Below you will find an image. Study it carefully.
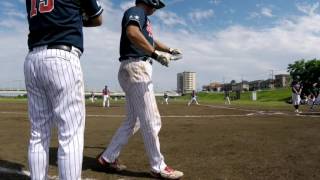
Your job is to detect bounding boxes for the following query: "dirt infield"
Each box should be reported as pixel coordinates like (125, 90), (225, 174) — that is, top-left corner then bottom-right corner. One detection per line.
(0, 100), (320, 180)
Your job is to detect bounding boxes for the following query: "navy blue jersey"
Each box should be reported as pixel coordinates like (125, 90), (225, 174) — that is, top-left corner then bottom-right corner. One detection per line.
(119, 7), (154, 60)
(291, 81), (302, 93)
(191, 91), (196, 97)
(26, 0), (103, 52)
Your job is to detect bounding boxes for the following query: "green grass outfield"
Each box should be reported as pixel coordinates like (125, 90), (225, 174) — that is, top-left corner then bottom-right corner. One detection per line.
(0, 88), (292, 108)
(0, 97), (27, 103)
(174, 88), (292, 108)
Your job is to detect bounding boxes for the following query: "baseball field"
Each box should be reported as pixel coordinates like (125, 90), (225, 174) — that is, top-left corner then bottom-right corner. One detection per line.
(0, 99), (320, 180)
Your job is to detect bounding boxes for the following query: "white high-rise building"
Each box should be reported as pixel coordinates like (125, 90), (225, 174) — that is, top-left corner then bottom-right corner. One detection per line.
(177, 71), (196, 94)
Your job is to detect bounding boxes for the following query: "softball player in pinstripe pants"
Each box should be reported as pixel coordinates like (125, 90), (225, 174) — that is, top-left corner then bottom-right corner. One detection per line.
(97, 0), (184, 179)
(24, 0), (103, 179)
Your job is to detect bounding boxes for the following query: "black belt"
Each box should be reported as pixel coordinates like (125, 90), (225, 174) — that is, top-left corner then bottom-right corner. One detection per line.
(120, 57), (153, 65)
(48, 45), (81, 57)
(30, 45), (81, 57)
(47, 44), (72, 51)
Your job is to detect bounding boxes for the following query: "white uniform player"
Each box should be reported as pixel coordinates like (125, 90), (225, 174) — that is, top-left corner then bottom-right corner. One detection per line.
(24, 0), (103, 179)
(97, 0), (184, 179)
(291, 79), (303, 113)
(102, 86), (110, 108)
(188, 90), (199, 106)
(163, 93), (169, 104)
(25, 47), (85, 179)
(90, 91), (96, 103)
(224, 90), (231, 105)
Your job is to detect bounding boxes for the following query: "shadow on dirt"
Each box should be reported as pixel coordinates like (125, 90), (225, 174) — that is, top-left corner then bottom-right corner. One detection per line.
(0, 159), (29, 180)
(49, 147), (157, 179)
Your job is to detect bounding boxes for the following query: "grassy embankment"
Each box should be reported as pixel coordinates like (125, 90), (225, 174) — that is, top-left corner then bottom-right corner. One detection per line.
(175, 88), (292, 108)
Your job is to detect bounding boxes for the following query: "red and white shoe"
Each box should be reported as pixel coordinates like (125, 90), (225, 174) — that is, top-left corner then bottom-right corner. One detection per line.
(151, 166), (184, 179)
(97, 154), (127, 172)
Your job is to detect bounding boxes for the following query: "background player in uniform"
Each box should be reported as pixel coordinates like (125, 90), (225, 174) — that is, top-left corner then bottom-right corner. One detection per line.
(96, 0), (184, 179)
(102, 85), (111, 108)
(309, 80), (320, 110)
(291, 76), (303, 113)
(163, 92), (169, 104)
(90, 91), (96, 103)
(188, 90), (199, 106)
(24, 0), (103, 179)
(224, 90), (231, 105)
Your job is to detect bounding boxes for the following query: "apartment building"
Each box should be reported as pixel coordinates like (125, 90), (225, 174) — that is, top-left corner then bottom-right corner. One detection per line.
(177, 71), (196, 94)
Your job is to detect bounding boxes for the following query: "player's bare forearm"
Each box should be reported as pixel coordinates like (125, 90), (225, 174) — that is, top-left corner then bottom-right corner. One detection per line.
(154, 40), (170, 53)
(126, 25), (154, 55)
(83, 15), (103, 27)
(292, 88), (297, 94)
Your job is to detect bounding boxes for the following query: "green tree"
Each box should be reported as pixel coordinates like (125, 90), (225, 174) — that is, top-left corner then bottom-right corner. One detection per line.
(287, 59), (320, 96)
(287, 59), (320, 83)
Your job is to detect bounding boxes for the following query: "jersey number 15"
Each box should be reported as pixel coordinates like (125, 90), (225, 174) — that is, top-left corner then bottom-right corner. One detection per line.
(30, 0), (54, 17)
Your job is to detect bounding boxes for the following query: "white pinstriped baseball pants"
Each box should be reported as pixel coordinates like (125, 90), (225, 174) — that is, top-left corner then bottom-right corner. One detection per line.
(101, 59), (167, 173)
(24, 46), (85, 180)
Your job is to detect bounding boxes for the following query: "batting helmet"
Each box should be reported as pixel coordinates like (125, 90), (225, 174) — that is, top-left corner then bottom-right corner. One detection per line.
(136, 0), (165, 9)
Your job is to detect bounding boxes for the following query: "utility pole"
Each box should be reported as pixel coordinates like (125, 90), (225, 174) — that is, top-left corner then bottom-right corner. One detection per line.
(222, 77), (225, 92)
(241, 74), (244, 92)
(269, 69), (274, 89)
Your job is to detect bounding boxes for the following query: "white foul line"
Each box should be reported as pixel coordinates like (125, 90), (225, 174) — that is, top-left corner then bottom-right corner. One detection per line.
(198, 104), (320, 117)
(0, 111), (285, 118)
(0, 106), (318, 119)
(199, 104), (258, 112)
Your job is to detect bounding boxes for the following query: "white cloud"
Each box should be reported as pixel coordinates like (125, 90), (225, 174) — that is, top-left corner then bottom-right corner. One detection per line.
(0, 1), (27, 31)
(6, 11), (25, 19)
(1, 1), (320, 91)
(1, 2), (15, 8)
(188, 9), (214, 22)
(0, 32), (28, 90)
(153, 13), (320, 86)
(296, 2), (319, 16)
(155, 11), (186, 26)
(209, 0), (221, 5)
(261, 7), (273, 17)
(0, 19), (26, 30)
(227, 8), (235, 14)
(119, 0), (135, 11)
(166, 0), (185, 5)
(248, 7), (274, 19)
(16, 0), (25, 5)
(248, 12), (260, 19)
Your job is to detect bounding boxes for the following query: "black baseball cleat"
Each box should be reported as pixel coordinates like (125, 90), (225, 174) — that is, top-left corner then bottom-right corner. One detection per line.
(96, 154), (127, 172)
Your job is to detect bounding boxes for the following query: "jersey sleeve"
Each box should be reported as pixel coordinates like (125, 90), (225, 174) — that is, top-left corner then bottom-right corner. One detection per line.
(123, 8), (146, 30)
(81, 0), (103, 18)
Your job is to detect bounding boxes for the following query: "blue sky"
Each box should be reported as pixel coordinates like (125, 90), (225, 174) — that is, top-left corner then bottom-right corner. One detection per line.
(1, 0), (320, 91)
